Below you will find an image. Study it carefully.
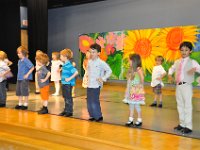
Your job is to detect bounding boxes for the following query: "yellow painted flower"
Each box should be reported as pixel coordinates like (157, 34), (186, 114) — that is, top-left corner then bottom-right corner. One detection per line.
(159, 26), (198, 61)
(124, 29), (163, 73)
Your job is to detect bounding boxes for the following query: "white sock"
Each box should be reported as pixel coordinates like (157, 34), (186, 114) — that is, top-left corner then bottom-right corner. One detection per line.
(43, 101), (48, 107)
(18, 102), (22, 106)
(23, 103), (28, 106)
(129, 117), (134, 122)
(137, 118), (142, 122)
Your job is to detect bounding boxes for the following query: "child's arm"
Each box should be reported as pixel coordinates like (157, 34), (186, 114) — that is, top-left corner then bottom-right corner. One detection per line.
(97, 61), (112, 83)
(138, 68), (144, 84)
(168, 62), (177, 83)
(65, 71), (78, 82)
(188, 60), (200, 74)
(41, 72), (51, 83)
(24, 67), (34, 79)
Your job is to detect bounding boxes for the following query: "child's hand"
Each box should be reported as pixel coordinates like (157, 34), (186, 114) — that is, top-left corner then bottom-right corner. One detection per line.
(65, 78), (71, 82)
(24, 74), (28, 79)
(187, 68), (196, 75)
(97, 78), (103, 84)
(40, 79), (46, 83)
(0, 74), (4, 77)
(168, 75), (174, 83)
(57, 69), (60, 73)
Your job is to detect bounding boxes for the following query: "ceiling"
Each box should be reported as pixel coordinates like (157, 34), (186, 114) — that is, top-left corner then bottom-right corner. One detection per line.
(20, 0), (106, 9)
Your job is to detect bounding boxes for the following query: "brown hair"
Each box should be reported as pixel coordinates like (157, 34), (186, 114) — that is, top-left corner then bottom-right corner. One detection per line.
(60, 48), (73, 59)
(17, 46), (28, 57)
(36, 53), (49, 65)
(52, 52), (60, 60)
(155, 56), (164, 63)
(0, 51), (7, 60)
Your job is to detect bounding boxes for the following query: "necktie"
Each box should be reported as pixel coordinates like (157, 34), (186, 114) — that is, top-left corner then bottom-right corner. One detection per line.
(177, 59), (184, 83)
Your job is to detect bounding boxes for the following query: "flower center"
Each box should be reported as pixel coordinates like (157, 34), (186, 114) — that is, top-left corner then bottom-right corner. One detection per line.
(134, 38), (152, 58)
(82, 40), (90, 47)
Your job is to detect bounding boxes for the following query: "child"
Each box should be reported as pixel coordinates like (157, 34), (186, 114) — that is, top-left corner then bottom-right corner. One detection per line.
(87, 43), (112, 122)
(122, 68), (132, 104)
(69, 51), (76, 97)
(36, 53), (51, 114)
(82, 51), (90, 88)
(168, 41), (200, 134)
(15, 46), (34, 110)
(125, 54), (145, 127)
(150, 56), (166, 108)
(51, 52), (63, 96)
(4, 53), (13, 91)
(0, 51), (11, 107)
(59, 48), (78, 117)
(35, 50), (43, 94)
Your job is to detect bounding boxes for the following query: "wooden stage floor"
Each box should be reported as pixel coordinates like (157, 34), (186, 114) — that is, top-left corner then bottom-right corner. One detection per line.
(5, 81), (200, 140)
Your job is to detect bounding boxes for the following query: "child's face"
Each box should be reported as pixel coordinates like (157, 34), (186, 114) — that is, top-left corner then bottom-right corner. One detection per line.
(155, 59), (162, 65)
(180, 46), (192, 58)
(86, 51), (90, 59)
(52, 54), (57, 60)
(17, 51), (24, 59)
(60, 54), (67, 62)
(37, 60), (43, 66)
(90, 49), (99, 60)
(129, 58), (133, 67)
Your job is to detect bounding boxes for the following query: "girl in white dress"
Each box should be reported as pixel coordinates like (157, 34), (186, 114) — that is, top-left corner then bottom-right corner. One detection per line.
(82, 51), (90, 88)
(51, 52), (63, 96)
(35, 50), (43, 94)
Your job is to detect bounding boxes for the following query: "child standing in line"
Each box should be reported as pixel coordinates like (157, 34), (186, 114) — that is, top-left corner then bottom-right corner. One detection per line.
(87, 43), (112, 122)
(150, 56), (166, 108)
(168, 41), (200, 134)
(51, 52), (63, 96)
(125, 54), (145, 127)
(122, 68), (132, 104)
(36, 53), (51, 114)
(82, 51), (90, 88)
(0, 51), (11, 107)
(35, 50), (43, 94)
(59, 48), (78, 117)
(15, 46), (34, 110)
(70, 51), (77, 97)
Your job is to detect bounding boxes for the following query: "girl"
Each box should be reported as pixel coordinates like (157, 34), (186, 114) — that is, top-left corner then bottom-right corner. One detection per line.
(4, 53), (13, 91)
(82, 51), (90, 88)
(0, 51), (11, 107)
(125, 54), (145, 127)
(35, 50), (43, 94)
(36, 53), (51, 114)
(51, 52), (63, 96)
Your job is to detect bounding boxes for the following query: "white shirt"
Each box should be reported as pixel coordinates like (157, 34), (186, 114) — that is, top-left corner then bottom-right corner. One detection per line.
(0, 61), (10, 82)
(87, 58), (112, 88)
(168, 57), (200, 81)
(151, 65), (166, 87)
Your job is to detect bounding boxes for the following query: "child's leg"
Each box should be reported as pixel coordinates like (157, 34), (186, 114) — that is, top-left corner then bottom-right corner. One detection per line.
(38, 85), (49, 114)
(72, 86), (75, 97)
(150, 94), (157, 106)
(135, 104), (142, 126)
(35, 72), (40, 93)
(18, 96), (23, 106)
(158, 94), (163, 108)
(0, 80), (7, 106)
(52, 81), (60, 95)
(63, 84), (73, 116)
(125, 104), (134, 126)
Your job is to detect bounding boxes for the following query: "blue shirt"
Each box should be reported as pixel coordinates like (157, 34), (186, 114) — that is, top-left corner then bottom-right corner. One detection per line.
(17, 58), (34, 80)
(61, 60), (77, 86)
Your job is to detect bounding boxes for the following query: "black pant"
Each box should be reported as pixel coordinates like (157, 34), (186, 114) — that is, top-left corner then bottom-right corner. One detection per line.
(62, 84), (73, 114)
(0, 80), (7, 104)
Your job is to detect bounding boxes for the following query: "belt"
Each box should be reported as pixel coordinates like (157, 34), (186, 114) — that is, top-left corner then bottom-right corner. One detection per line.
(178, 82), (186, 85)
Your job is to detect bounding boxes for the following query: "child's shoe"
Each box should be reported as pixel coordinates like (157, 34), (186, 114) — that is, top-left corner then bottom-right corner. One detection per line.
(38, 106), (48, 114)
(158, 103), (162, 108)
(135, 118), (142, 127)
(150, 102), (157, 107)
(125, 117), (134, 126)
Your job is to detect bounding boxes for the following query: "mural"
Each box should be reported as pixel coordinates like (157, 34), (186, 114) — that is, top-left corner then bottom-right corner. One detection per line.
(79, 25), (200, 85)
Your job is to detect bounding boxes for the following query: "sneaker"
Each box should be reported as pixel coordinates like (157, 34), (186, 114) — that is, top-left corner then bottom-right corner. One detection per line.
(38, 107), (48, 114)
(150, 103), (157, 107)
(158, 104), (162, 108)
(21, 106), (28, 110)
(15, 105), (22, 109)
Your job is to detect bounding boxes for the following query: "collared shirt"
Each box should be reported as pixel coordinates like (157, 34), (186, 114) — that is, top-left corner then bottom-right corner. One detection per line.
(151, 65), (166, 87)
(37, 66), (50, 88)
(87, 58), (112, 88)
(168, 57), (200, 81)
(61, 60), (77, 86)
(17, 58), (34, 80)
(0, 61), (10, 82)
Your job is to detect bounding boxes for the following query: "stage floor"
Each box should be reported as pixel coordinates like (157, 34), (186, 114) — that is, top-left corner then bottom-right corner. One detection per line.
(5, 81), (200, 139)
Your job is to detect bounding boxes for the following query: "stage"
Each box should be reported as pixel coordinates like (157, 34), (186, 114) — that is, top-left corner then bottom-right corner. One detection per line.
(5, 80), (200, 139)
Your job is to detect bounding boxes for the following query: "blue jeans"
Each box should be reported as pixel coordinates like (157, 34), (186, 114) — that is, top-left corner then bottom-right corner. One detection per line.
(62, 84), (73, 114)
(0, 80), (6, 104)
(87, 87), (102, 119)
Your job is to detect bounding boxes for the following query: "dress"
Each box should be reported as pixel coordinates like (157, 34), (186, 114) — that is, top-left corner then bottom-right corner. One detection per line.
(51, 60), (63, 81)
(82, 59), (88, 88)
(126, 72), (145, 105)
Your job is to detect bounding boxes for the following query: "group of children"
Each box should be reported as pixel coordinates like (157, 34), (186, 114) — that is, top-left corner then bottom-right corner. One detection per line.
(0, 41), (199, 134)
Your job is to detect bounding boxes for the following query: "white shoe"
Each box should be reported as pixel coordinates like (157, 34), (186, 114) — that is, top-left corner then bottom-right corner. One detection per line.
(52, 93), (59, 96)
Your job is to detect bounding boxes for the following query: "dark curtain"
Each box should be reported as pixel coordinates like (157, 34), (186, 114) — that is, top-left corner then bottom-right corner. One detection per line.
(0, 0), (21, 83)
(27, 0), (48, 64)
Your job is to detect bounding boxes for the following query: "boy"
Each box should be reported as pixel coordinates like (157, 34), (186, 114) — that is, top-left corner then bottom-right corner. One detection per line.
(15, 46), (34, 110)
(150, 56), (166, 108)
(87, 43), (112, 122)
(59, 48), (78, 117)
(168, 41), (200, 134)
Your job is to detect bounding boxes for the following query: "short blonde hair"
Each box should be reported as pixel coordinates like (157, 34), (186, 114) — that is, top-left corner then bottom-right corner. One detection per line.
(17, 46), (28, 57)
(52, 52), (60, 60)
(36, 53), (49, 65)
(0, 51), (7, 60)
(60, 48), (73, 59)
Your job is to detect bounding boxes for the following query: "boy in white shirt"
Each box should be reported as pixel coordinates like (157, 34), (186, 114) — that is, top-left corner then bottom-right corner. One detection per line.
(87, 43), (112, 122)
(150, 56), (166, 108)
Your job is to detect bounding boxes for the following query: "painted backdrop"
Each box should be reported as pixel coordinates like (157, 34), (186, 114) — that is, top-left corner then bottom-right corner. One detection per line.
(79, 25), (200, 86)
